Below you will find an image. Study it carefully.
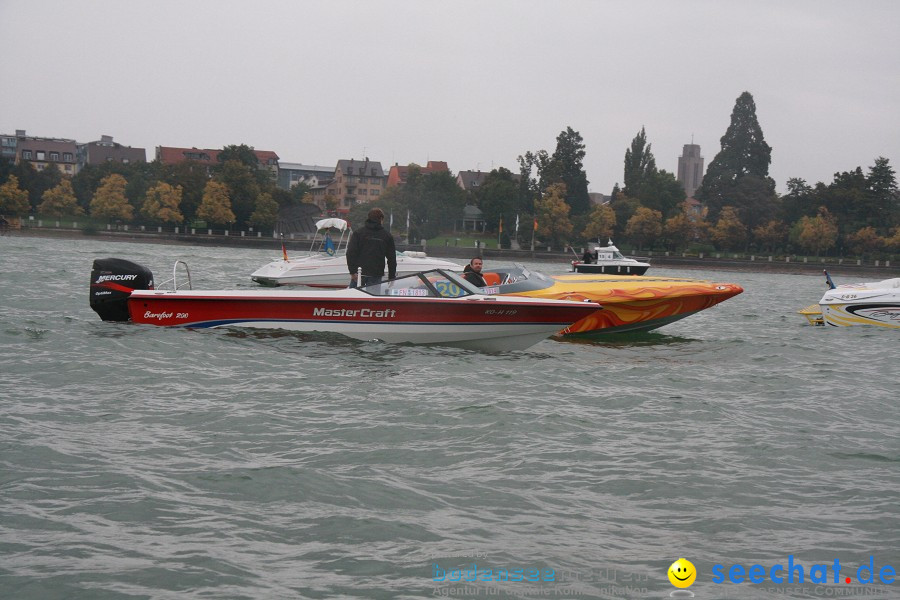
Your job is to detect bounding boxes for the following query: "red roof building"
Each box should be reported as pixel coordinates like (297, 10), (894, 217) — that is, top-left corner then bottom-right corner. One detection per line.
(386, 161), (449, 187)
(155, 146), (279, 177)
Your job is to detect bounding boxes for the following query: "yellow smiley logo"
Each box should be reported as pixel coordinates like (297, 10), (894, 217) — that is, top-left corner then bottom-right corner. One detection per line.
(668, 558), (697, 588)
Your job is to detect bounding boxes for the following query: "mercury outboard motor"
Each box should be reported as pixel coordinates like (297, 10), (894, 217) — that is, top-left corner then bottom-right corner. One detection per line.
(89, 258), (154, 322)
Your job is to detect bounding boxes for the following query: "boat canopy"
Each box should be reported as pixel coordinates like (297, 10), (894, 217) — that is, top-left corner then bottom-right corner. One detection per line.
(315, 218), (349, 231)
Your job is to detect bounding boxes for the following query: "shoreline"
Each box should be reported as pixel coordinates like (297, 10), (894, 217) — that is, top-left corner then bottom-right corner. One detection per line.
(8, 225), (899, 278)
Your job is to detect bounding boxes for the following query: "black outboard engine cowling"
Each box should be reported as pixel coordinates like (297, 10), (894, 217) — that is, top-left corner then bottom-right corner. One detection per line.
(90, 258), (154, 322)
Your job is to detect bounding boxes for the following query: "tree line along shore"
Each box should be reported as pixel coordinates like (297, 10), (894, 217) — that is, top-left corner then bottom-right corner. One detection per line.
(2, 92), (897, 265)
(10, 222), (897, 279)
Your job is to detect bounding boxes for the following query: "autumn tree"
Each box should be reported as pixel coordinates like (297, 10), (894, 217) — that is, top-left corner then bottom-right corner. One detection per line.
(0, 175), (34, 217)
(885, 227), (900, 251)
(141, 182), (184, 224)
(625, 207), (662, 250)
(664, 206), (708, 251)
(710, 206), (747, 251)
(793, 207), (838, 256)
(323, 194), (339, 213)
(752, 220), (787, 253)
(90, 174), (133, 221)
(845, 226), (883, 257)
(197, 181), (236, 226)
(534, 183), (573, 248)
(582, 203), (617, 242)
(38, 179), (84, 217)
(249, 192), (279, 230)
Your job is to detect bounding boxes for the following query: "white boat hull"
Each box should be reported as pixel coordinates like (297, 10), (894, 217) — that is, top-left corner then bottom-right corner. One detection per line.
(819, 278), (900, 328)
(210, 319), (571, 351)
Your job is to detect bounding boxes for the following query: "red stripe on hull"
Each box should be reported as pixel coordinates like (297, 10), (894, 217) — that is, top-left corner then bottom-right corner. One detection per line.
(128, 295), (599, 328)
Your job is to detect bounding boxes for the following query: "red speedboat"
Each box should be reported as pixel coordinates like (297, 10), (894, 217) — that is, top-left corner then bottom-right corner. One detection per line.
(89, 258), (600, 352)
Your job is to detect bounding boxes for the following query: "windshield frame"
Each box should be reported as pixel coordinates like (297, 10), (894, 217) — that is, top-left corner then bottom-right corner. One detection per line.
(358, 269), (484, 298)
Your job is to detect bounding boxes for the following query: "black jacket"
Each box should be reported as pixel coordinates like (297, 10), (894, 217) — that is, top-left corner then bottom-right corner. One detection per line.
(347, 219), (397, 278)
(462, 264), (487, 287)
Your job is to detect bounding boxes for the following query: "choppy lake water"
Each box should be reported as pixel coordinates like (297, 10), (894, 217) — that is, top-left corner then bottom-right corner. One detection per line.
(1, 235), (898, 600)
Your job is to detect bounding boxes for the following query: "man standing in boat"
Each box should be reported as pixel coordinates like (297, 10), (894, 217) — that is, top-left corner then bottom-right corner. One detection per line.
(347, 207), (397, 288)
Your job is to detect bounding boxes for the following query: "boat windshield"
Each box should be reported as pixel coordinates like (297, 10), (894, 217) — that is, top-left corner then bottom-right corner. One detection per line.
(359, 269), (481, 298)
(484, 264), (555, 293)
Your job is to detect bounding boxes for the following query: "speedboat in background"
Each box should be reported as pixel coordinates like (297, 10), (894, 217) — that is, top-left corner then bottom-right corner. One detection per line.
(90, 258), (601, 352)
(815, 271), (900, 328)
(571, 239), (650, 275)
(250, 218), (462, 287)
(481, 265), (743, 336)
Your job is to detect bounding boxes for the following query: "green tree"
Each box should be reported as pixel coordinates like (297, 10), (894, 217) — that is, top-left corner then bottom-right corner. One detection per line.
(218, 159), (260, 228)
(12, 161), (61, 209)
(609, 191), (641, 239)
(90, 174), (133, 222)
(548, 127), (591, 215)
(696, 91), (774, 220)
(582, 203), (616, 242)
(780, 177), (815, 225)
(218, 144), (259, 169)
(141, 182), (184, 224)
(217, 144), (273, 188)
(730, 175), (780, 245)
(625, 207), (663, 250)
(623, 126), (656, 198)
(408, 169), (466, 239)
(197, 181), (236, 226)
(534, 183), (573, 247)
(475, 167), (519, 232)
(0, 175), (31, 216)
(866, 157), (898, 229)
(249, 192), (279, 230)
(290, 181), (312, 204)
(518, 127), (591, 216)
(39, 179), (84, 217)
(637, 169), (686, 219)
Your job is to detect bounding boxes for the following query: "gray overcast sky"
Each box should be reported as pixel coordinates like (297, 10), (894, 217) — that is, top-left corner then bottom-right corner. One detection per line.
(2, 0), (898, 194)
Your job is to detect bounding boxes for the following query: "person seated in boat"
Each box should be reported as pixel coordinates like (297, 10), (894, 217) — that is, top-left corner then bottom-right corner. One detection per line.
(462, 257), (487, 287)
(581, 248), (593, 264)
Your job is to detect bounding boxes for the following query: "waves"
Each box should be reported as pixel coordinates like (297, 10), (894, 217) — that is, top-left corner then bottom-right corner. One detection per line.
(1, 236), (899, 598)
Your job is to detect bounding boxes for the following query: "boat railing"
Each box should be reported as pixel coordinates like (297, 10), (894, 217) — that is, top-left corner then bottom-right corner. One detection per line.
(156, 260), (193, 290)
